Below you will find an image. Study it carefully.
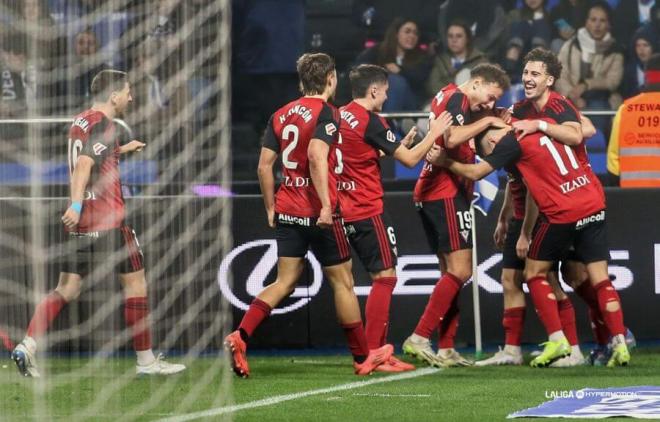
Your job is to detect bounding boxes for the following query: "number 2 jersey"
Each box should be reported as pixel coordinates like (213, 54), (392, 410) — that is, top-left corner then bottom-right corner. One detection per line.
(262, 97), (340, 218)
(483, 122), (605, 224)
(414, 83), (475, 202)
(336, 101), (401, 222)
(67, 109), (124, 232)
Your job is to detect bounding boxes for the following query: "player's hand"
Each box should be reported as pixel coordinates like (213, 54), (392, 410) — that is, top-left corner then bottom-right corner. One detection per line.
(317, 207), (333, 229)
(493, 220), (508, 250)
(267, 208), (275, 228)
(488, 116), (508, 129)
(516, 233), (531, 260)
(512, 119), (540, 140)
(61, 207), (80, 229)
(426, 144), (448, 166)
(120, 140), (146, 154)
(401, 127), (417, 148)
(429, 110), (453, 136)
(384, 63), (400, 74)
(495, 107), (513, 124)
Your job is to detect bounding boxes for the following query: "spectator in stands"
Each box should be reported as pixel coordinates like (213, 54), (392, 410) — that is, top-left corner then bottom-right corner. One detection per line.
(0, 32), (28, 142)
(426, 20), (488, 96)
(607, 53), (660, 187)
(355, 17), (432, 111)
(612, 0), (656, 54)
(622, 25), (658, 98)
(439, 0), (510, 62)
(556, 1), (623, 136)
(67, 28), (107, 110)
(502, 0), (554, 82)
(549, 0), (592, 52)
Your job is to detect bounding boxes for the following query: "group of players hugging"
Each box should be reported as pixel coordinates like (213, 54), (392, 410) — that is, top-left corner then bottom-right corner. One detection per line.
(224, 47), (633, 378)
(9, 48), (632, 380)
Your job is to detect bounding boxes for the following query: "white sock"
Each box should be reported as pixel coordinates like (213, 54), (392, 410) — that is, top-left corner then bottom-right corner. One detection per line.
(504, 345), (521, 355)
(438, 348), (453, 355)
(548, 331), (565, 342)
(23, 336), (37, 355)
(613, 334), (626, 346)
(136, 349), (156, 366)
(571, 345), (583, 356)
(410, 333), (429, 343)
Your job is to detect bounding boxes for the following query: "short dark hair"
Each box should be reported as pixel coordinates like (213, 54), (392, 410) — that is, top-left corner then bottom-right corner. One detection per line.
(296, 53), (335, 96)
(349, 64), (389, 99)
(471, 63), (510, 91)
(90, 70), (128, 101)
(523, 47), (563, 84)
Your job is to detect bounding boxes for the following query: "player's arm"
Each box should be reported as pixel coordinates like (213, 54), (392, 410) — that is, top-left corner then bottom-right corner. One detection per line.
(393, 111), (453, 167)
(516, 189), (538, 260)
(310, 107), (339, 229)
(513, 119), (582, 146)
(62, 156), (94, 229)
(308, 139), (332, 228)
(119, 140), (146, 154)
(579, 114), (596, 139)
(445, 115), (506, 149)
(258, 116), (279, 228)
(493, 182), (512, 250)
(257, 147), (278, 228)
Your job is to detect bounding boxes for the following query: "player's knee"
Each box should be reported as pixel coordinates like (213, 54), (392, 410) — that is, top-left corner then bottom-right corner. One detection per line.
(546, 293), (556, 301)
(449, 268), (472, 283)
(55, 285), (80, 302)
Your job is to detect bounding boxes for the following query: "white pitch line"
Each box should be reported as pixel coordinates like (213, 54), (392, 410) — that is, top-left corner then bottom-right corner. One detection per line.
(156, 367), (440, 422)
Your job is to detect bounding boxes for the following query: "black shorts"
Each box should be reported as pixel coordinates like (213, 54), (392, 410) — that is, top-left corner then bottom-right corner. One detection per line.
(528, 210), (608, 263)
(502, 217), (525, 270)
(344, 213), (397, 273)
(275, 213), (351, 267)
(62, 225), (144, 276)
(416, 196), (473, 254)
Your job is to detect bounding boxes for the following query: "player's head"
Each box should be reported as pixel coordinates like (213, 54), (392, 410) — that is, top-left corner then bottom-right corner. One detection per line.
(296, 53), (337, 100)
(90, 70), (131, 115)
(475, 125), (512, 157)
(522, 47), (562, 99)
(349, 64), (389, 111)
(467, 63), (510, 112)
(644, 53), (660, 91)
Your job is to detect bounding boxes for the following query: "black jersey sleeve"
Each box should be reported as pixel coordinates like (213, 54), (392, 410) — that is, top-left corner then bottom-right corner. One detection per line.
(80, 119), (113, 165)
(482, 132), (522, 170)
(262, 115), (279, 152)
(445, 92), (471, 126)
(312, 103), (339, 145)
(365, 113), (401, 155)
(545, 97), (580, 124)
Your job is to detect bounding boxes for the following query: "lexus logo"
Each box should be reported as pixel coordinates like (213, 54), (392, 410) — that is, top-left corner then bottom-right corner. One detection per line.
(217, 239), (324, 314)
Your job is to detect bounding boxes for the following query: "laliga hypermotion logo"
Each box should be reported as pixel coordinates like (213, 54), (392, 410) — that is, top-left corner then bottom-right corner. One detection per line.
(217, 239), (323, 314)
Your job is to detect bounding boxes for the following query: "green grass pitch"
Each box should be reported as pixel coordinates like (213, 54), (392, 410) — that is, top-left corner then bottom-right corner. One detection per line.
(1, 348), (658, 421)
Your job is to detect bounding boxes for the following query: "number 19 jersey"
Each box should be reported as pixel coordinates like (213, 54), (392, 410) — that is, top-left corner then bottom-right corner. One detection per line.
(263, 97), (340, 218)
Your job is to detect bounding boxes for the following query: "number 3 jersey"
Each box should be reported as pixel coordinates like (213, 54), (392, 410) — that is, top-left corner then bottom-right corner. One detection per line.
(68, 109), (124, 232)
(336, 101), (401, 222)
(483, 121), (605, 224)
(263, 97), (340, 218)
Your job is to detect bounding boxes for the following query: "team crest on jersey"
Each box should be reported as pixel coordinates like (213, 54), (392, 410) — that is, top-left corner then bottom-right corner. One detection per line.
(456, 114), (465, 126)
(92, 142), (107, 155)
(460, 230), (470, 242)
(325, 123), (337, 136)
(434, 91), (444, 104)
(386, 130), (396, 143)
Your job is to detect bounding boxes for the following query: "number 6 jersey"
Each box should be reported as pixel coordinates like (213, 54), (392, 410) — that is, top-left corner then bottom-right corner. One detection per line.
(262, 97), (340, 218)
(67, 109), (124, 232)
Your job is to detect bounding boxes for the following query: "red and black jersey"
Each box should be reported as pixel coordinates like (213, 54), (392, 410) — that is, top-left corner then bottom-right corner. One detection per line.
(263, 97), (340, 218)
(512, 91), (580, 124)
(337, 101), (400, 222)
(505, 166), (527, 220)
(414, 83), (474, 202)
(67, 109), (124, 232)
(483, 121), (605, 224)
